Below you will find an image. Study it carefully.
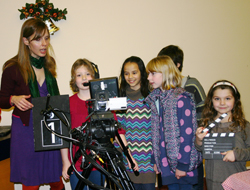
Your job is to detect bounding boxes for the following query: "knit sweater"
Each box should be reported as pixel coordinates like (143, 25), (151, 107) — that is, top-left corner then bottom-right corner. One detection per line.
(145, 87), (202, 173)
(155, 95), (198, 185)
(0, 64), (32, 126)
(115, 88), (155, 183)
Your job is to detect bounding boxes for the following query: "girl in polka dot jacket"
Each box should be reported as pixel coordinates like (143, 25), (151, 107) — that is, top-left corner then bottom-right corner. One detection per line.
(145, 56), (202, 190)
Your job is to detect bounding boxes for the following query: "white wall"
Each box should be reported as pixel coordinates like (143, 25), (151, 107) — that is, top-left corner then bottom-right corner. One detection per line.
(1, 0), (250, 189)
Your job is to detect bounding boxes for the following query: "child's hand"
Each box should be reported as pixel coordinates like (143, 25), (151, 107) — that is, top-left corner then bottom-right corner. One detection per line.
(62, 159), (71, 180)
(127, 156), (139, 171)
(153, 164), (160, 174)
(175, 169), (186, 179)
(129, 157), (139, 171)
(195, 127), (207, 146)
(221, 150), (235, 162)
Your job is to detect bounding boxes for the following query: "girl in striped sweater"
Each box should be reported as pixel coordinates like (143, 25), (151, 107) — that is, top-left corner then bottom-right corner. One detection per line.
(116, 56), (156, 190)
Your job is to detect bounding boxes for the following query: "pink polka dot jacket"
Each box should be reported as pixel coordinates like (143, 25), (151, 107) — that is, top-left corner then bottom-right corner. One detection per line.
(145, 88), (202, 174)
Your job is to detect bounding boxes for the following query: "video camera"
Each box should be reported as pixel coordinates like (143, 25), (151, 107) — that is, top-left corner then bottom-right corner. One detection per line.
(40, 77), (138, 189)
(69, 77), (138, 189)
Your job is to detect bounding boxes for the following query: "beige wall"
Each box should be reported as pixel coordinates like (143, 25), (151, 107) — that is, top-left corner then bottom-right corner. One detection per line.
(1, 0), (250, 125)
(1, 0), (250, 189)
(1, 0), (250, 124)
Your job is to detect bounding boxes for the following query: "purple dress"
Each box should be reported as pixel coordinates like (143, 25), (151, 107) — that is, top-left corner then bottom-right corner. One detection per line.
(10, 81), (62, 186)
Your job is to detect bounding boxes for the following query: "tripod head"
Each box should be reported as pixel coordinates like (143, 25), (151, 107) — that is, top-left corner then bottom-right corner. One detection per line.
(71, 110), (119, 145)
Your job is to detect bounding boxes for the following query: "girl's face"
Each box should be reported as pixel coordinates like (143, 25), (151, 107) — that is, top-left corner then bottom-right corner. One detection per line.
(212, 88), (235, 117)
(23, 30), (50, 59)
(75, 65), (93, 91)
(124, 62), (141, 90)
(147, 72), (163, 90)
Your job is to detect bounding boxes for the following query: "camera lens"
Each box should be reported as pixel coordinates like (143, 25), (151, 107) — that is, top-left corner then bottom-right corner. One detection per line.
(99, 94), (105, 100)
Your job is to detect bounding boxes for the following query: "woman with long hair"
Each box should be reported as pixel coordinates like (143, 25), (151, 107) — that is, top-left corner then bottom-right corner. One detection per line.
(0, 18), (64, 190)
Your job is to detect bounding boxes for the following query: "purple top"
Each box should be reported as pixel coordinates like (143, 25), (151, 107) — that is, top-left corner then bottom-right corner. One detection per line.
(10, 81), (62, 186)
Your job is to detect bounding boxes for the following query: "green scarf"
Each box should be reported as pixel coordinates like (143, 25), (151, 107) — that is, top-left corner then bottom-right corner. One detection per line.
(28, 56), (60, 98)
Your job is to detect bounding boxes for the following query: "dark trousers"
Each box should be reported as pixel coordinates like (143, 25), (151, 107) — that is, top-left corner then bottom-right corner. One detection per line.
(192, 164), (204, 190)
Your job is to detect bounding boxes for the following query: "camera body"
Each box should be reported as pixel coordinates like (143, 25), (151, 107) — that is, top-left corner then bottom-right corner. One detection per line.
(89, 77), (127, 112)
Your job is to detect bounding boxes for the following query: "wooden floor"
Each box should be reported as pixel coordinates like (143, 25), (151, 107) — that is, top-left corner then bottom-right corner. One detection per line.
(0, 157), (207, 190)
(0, 158), (14, 190)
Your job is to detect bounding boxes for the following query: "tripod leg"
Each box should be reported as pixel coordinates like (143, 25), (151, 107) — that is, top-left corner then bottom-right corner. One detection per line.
(114, 157), (135, 190)
(113, 159), (132, 190)
(116, 156), (135, 190)
(75, 163), (93, 190)
(106, 151), (136, 190)
(106, 151), (127, 190)
(104, 162), (117, 190)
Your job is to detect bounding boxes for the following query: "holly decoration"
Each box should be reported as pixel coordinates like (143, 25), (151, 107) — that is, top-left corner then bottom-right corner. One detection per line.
(18, 0), (67, 22)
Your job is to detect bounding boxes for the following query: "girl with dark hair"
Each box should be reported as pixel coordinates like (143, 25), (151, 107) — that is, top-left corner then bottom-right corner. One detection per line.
(116, 56), (155, 190)
(119, 56), (149, 98)
(0, 18), (64, 190)
(196, 80), (250, 190)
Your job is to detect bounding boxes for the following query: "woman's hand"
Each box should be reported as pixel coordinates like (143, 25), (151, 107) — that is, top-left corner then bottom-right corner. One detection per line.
(153, 164), (160, 174)
(175, 169), (186, 179)
(195, 127), (207, 146)
(11, 95), (33, 111)
(221, 150), (235, 162)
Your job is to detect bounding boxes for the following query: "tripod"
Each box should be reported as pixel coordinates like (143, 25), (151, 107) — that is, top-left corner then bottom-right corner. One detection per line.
(40, 95), (138, 190)
(67, 111), (139, 190)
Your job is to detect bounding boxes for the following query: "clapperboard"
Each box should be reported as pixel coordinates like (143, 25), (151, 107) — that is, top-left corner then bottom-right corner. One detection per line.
(32, 95), (70, 151)
(202, 113), (235, 159)
(203, 132), (235, 159)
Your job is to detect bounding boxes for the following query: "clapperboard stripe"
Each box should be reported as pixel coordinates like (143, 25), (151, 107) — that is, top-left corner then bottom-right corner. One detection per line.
(202, 113), (228, 133)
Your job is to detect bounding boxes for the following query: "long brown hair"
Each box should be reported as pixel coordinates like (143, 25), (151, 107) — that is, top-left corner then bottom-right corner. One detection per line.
(3, 18), (56, 84)
(201, 80), (246, 132)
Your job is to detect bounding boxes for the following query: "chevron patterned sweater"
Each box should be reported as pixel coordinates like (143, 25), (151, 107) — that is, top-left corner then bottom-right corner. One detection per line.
(115, 96), (156, 183)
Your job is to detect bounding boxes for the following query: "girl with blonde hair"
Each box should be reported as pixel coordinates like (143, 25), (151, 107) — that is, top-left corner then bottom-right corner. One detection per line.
(145, 56), (201, 190)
